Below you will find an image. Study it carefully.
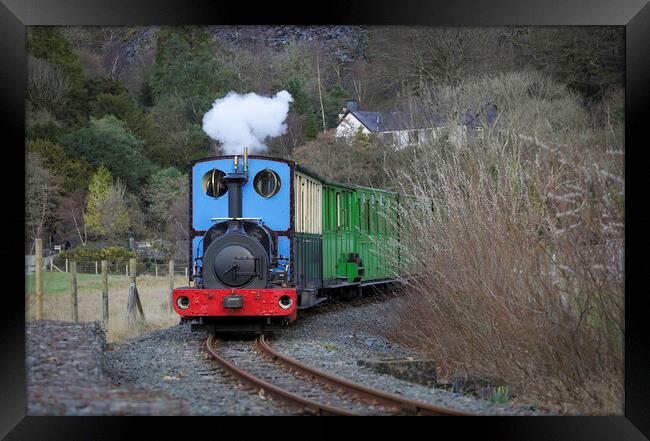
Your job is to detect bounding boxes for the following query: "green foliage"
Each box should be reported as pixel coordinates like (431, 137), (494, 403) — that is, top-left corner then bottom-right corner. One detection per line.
(59, 245), (135, 264)
(283, 78), (314, 115)
(84, 166), (113, 236)
(59, 115), (154, 190)
(25, 27), (97, 125)
(26, 122), (67, 144)
(27, 27), (84, 89)
(354, 126), (370, 147)
(324, 83), (348, 127)
(304, 113), (319, 140)
(63, 77), (129, 126)
(282, 78), (319, 139)
(84, 167), (131, 241)
(26, 139), (93, 193)
(490, 386), (510, 405)
(149, 27), (241, 122)
(90, 92), (162, 161)
(90, 92), (141, 126)
(84, 77), (128, 102)
(138, 81), (154, 107)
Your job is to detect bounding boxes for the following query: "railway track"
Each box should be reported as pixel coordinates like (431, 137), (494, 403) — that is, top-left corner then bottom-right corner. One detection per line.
(205, 334), (473, 416)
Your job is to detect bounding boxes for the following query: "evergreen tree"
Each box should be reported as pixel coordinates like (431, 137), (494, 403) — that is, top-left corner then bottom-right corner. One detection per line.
(27, 27), (84, 89)
(26, 139), (93, 193)
(149, 27), (241, 123)
(90, 92), (163, 161)
(59, 115), (155, 191)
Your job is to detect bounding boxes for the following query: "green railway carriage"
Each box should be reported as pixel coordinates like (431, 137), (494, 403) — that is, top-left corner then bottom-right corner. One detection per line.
(292, 163), (402, 308)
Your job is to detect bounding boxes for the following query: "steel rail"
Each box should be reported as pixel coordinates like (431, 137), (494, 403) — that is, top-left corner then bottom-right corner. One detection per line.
(205, 335), (357, 416)
(258, 334), (473, 416)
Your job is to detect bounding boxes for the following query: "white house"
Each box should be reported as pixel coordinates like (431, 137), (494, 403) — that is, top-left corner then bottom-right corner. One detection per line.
(335, 100), (498, 149)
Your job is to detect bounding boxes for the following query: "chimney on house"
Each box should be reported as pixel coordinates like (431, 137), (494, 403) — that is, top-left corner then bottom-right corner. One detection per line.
(344, 99), (359, 113)
(340, 99), (359, 121)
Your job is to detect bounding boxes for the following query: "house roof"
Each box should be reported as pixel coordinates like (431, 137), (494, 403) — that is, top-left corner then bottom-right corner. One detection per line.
(349, 110), (446, 132)
(342, 102), (498, 132)
(461, 102), (499, 129)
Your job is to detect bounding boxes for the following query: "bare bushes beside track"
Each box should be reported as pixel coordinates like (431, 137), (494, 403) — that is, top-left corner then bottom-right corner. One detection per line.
(379, 72), (624, 414)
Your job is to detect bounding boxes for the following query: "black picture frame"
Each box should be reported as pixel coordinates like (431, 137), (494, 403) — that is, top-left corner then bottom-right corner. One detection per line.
(2, 0), (648, 438)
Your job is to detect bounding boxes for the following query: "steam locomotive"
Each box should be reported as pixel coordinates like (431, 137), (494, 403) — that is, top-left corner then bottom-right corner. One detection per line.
(172, 149), (402, 332)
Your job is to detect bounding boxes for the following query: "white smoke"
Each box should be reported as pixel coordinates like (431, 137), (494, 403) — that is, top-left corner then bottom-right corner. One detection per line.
(202, 90), (294, 154)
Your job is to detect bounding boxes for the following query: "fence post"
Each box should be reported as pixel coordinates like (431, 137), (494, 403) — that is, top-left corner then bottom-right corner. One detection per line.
(127, 258), (145, 327)
(65, 258), (69, 273)
(49, 257), (53, 272)
(101, 260), (109, 326)
(70, 261), (78, 323)
(168, 260), (174, 311)
(125, 264), (129, 276)
(35, 238), (43, 320)
(155, 265), (158, 278)
(185, 266), (188, 278)
(95, 261), (98, 275)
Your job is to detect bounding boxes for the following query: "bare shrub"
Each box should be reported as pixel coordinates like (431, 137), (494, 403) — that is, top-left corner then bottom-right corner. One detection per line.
(27, 56), (72, 114)
(375, 73), (624, 414)
(26, 153), (60, 253)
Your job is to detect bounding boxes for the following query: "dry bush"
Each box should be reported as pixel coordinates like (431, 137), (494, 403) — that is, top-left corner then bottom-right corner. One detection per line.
(27, 55), (72, 114)
(375, 72), (624, 414)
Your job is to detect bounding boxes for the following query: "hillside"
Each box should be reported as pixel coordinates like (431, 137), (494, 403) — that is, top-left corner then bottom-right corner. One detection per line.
(26, 25), (623, 259)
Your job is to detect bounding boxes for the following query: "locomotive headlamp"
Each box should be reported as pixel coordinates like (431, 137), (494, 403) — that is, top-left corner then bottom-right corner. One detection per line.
(278, 295), (293, 310)
(176, 296), (190, 310)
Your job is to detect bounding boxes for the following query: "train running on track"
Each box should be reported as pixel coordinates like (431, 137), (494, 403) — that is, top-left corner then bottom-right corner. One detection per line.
(172, 149), (404, 332)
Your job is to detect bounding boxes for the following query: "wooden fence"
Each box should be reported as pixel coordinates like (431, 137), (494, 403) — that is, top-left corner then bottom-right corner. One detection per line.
(46, 258), (189, 278)
(31, 239), (187, 327)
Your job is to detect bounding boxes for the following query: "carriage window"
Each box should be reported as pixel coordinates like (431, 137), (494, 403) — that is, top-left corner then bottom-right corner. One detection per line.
(377, 202), (385, 234)
(202, 169), (227, 198)
(358, 198), (362, 231)
(254, 169), (281, 198)
(336, 193), (341, 228)
(366, 199), (371, 232)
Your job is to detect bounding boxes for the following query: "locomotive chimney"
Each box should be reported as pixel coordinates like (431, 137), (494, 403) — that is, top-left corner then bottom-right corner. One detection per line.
(224, 152), (248, 220)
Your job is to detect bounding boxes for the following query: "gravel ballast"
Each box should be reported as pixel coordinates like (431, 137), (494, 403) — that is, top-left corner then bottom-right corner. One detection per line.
(107, 324), (295, 415)
(27, 320), (183, 415)
(28, 296), (545, 415)
(271, 297), (543, 415)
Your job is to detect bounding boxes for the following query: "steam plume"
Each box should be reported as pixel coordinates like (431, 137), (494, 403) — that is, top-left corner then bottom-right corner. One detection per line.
(202, 90), (294, 154)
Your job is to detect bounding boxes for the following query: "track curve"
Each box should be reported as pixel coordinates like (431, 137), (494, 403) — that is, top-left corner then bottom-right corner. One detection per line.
(206, 334), (474, 416)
